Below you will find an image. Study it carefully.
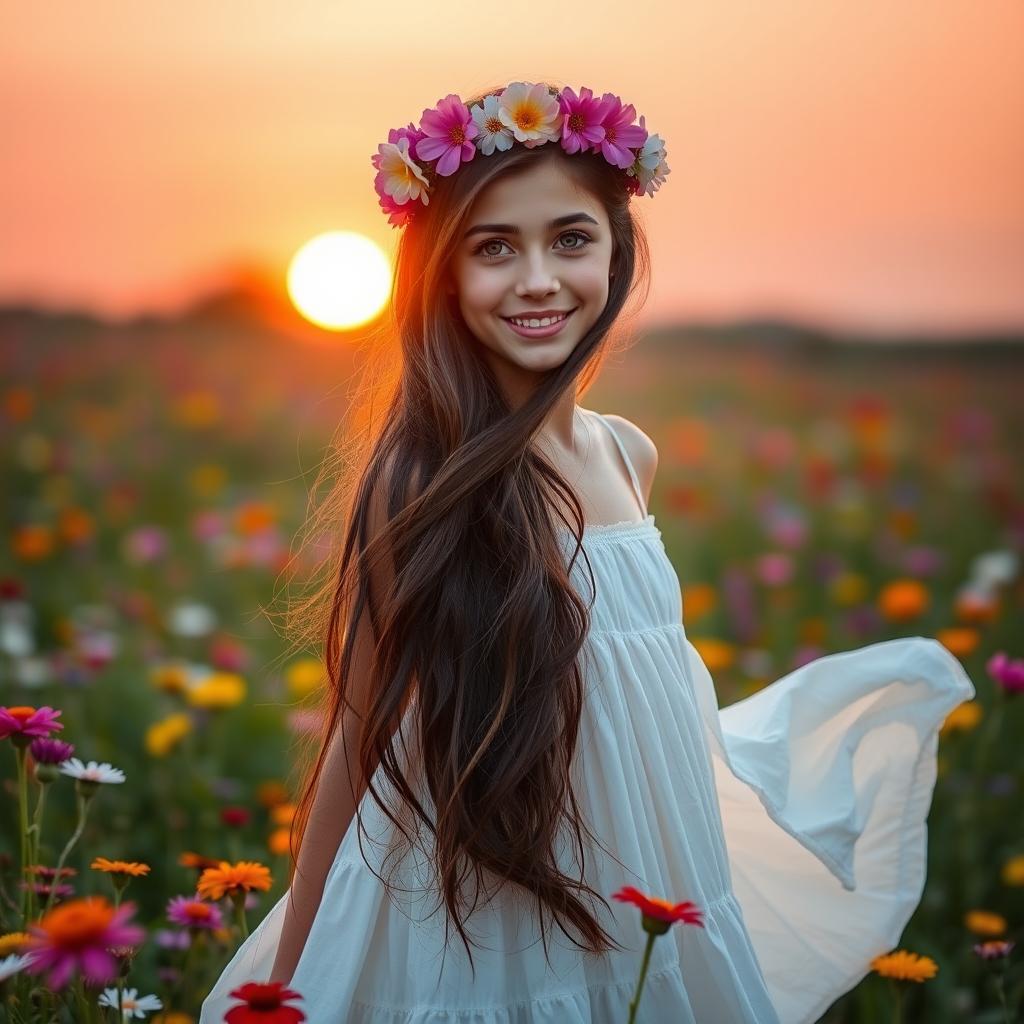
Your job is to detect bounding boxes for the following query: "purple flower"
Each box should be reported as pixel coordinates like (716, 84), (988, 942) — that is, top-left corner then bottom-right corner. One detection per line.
(973, 939), (1015, 960)
(154, 928), (191, 950)
(987, 652), (1024, 696)
(29, 738), (74, 765)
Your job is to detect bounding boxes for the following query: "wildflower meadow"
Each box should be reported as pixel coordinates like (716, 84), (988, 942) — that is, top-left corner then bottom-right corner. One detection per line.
(1, 314), (1021, 1022)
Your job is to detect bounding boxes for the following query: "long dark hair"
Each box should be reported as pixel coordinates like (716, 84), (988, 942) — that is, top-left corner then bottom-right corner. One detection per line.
(281, 80), (653, 975)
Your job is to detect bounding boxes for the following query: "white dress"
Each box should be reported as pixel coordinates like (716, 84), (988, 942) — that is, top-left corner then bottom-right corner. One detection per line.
(200, 412), (975, 1024)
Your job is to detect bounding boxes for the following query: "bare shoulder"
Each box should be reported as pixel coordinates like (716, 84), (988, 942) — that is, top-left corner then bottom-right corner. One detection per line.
(602, 413), (659, 502)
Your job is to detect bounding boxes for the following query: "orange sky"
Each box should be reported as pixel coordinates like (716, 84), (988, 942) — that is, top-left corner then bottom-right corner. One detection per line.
(2, 1), (1022, 336)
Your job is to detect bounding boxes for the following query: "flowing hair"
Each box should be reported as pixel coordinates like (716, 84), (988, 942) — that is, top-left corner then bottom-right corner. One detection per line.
(277, 80), (653, 976)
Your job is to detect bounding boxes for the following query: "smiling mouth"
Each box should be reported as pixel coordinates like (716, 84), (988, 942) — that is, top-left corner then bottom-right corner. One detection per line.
(501, 308), (577, 328)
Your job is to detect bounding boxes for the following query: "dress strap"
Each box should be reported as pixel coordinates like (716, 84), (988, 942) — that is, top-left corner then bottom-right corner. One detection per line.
(586, 410), (648, 517)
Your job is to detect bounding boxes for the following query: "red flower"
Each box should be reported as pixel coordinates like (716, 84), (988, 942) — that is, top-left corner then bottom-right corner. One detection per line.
(225, 981), (306, 1023)
(220, 806), (252, 829)
(612, 885), (705, 935)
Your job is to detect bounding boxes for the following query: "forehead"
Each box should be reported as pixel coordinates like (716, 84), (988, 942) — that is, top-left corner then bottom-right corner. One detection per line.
(467, 158), (604, 226)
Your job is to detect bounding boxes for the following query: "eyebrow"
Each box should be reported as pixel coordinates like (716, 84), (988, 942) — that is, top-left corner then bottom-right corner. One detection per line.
(462, 212), (599, 241)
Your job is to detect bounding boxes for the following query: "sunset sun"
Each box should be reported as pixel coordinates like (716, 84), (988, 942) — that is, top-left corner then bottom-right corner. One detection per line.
(287, 231), (392, 330)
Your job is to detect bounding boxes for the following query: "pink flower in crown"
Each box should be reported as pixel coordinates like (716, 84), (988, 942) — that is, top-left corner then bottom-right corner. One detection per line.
(376, 189), (418, 229)
(497, 82), (562, 150)
(414, 94), (479, 176)
(626, 114), (671, 197)
(558, 86), (614, 155)
(591, 94), (649, 169)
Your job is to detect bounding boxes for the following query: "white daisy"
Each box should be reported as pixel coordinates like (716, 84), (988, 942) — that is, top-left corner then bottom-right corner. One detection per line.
(470, 94), (515, 156)
(629, 116), (671, 197)
(0, 953), (34, 982)
(166, 600), (217, 639)
(969, 550), (1019, 590)
(374, 137), (430, 205)
(98, 988), (163, 1019)
(59, 757), (127, 785)
(497, 82), (561, 150)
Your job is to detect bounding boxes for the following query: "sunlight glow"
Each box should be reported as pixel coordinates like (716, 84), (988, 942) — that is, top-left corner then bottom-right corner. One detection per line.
(287, 231), (391, 330)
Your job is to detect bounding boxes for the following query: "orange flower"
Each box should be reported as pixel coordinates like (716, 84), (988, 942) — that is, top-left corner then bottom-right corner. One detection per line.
(197, 861), (272, 901)
(870, 949), (937, 982)
(954, 589), (1000, 625)
(11, 524), (54, 562)
(939, 701), (982, 736)
(271, 803), (297, 827)
(3, 388), (34, 422)
(681, 584), (717, 623)
(256, 781), (290, 809)
(268, 828), (292, 857)
(612, 885), (705, 936)
(964, 910), (1007, 937)
(234, 501), (276, 536)
(877, 579), (929, 622)
(91, 858), (150, 878)
(0, 931), (31, 956)
(689, 637), (735, 672)
(58, 507), (95, 547)
(178, 851), (223, 872)
(935, 627), (980, 659)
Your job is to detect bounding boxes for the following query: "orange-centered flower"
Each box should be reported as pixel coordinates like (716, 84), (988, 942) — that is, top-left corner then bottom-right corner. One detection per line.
(91, 858), (150, 878)
(612, 885), (705, 936)
(870, 949), (938, 982)
(197, 861), (272, 901)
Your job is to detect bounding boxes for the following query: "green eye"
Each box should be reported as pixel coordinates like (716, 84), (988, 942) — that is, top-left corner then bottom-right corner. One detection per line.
(472, 230), (593, 259)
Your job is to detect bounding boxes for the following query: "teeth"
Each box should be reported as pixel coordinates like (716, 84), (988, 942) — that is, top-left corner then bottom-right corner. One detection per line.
(509, 313), (567, 328)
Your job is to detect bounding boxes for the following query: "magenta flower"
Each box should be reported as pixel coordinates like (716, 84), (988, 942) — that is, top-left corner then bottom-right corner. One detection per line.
(987, 652), (1024, 696)
(590, 94), (648, 169)
(166, 895), (224, 931)
(26, 897), (144, 989)
(414, 94), (479, 177)
(0, 706), (63, 742)
(558, 86), (613, 155)
(28, 738), (74, 765)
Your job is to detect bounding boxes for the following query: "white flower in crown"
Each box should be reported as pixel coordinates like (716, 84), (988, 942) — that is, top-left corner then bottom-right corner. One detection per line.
(628, 115), (671, 197)
(470, 94), (516, 156)
(497, 82), (562, 150)
(374, 136), (431, 206)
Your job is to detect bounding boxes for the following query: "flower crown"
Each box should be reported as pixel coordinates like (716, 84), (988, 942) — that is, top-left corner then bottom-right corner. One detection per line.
(371, 82), (670, 229)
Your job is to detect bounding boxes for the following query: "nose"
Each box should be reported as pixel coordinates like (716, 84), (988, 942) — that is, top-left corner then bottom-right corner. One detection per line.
(515, 253), (560, 298)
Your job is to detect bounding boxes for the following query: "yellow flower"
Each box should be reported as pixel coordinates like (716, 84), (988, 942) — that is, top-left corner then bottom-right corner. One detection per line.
(186, 672), (246, 710)
(870, 949), (938, 982)
(286, 658), (326, 700)
(828, 572), (868, 608)
(197, 861), (272, 901)
(91, 857), (151, 878)
(689, 638), (735, 673)
(145, 713), (192, 757)
(189, 463), (226, 499)
(152, 1014), (195, 1024)
(173, 390), (221, 429)
(964, 910), (1007, 936)
(939, 701), (982, 736)
(0, 932), (31, 956)
(150, 663), (191, 696)
(1001, 855), (1024, 887)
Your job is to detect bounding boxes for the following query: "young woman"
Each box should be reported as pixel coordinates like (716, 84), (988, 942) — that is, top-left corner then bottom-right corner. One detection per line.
(201, 81), (975, 1023)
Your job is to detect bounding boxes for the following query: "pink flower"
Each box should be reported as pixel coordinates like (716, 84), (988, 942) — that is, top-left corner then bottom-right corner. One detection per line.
(414, 94), (479, 176)
(26, 897), (145, 989)
(0, 706), (63, 741)
(558, 86), (613, 155)
(590, 94), (648, 169)
(166, 895), (224, 931)
(987, 652), (1024, 696)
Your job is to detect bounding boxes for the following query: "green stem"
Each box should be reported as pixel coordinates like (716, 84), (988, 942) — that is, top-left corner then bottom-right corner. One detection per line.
(626, 932), (657, 1024)
(233, 891), (250, 941)
(891, 979), (903, 1024)
(29, 782), (48, 867)
(994, 972), (1011, 1024)
(44, 790), (92, 917)
(15, 747), (31, 925)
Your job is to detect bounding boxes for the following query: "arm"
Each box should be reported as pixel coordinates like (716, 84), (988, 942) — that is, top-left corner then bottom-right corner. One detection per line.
(268, 465), (409, 985)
